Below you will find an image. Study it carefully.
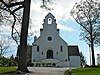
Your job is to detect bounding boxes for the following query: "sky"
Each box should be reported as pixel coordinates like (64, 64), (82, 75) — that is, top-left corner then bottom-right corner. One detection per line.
(0, 0), (100, 65)
(29, 0), (100, 65)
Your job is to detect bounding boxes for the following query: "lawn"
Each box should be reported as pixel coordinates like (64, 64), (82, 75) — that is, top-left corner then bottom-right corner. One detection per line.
(0, 67), (16, 75)
(66, 68), (100, 75)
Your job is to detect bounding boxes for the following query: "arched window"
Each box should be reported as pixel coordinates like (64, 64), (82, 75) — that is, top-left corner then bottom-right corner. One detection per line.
(48, 18), (52, 24)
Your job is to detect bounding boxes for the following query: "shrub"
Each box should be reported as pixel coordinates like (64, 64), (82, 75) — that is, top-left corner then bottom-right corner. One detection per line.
(36, 63), (41, 67)
(42, 63), (45, 67)
(0, 56), (17, 67)
(27, 62), (34, 67)
(52, 63), (56, 67)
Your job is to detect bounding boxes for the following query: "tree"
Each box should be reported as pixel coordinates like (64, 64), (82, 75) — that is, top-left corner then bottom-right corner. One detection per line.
(70, 0), (100, 66)
(0, 0), (54, 72)
(17, 0), (31, 72)
(0, 35), (12, 56)
(80, 52), (87, 67)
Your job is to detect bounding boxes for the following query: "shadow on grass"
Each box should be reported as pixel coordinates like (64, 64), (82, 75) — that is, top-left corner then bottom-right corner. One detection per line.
(0, 71), (16, 75)
(64, 71), (78, 75)
(1, 71), (34, 75)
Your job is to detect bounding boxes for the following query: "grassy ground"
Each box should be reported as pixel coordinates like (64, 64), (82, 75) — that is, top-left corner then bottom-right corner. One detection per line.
(0, 67), (16, 75)
(66, 68), (100, 75)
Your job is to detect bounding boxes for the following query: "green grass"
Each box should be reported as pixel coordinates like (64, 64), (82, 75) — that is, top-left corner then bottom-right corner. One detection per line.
(0, 67), (16, 75)
(66, 68), (100, 75)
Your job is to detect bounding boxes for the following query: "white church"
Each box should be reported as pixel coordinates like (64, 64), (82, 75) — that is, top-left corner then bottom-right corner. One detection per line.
(31, 13), (80, 67)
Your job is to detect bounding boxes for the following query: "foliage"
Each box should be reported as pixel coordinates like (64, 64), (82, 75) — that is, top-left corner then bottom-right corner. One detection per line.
(65, 68), (100, 75)
(27, 62), (56, 67)
(80, 52), (87, 67)
(0, 56), (17, 67)
(85, 65), (100, 68)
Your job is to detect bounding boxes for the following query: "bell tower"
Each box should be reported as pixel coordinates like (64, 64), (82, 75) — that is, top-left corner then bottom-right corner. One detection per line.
(43, 13), (57, 28)
(40, 12), (59, 36)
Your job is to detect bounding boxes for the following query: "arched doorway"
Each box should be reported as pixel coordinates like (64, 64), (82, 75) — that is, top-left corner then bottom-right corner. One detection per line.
(47, 50), (53, 59)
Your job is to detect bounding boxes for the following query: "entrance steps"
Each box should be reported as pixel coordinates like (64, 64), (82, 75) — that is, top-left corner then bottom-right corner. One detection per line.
(41, 59), (60, 63)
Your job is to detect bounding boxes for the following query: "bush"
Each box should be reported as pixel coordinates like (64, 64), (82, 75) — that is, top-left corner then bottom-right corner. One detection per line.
(84, 65), (100, 68)
(36, 63), (41, 67)
(52, 63), (56, 67)
(84, 64), (89, 68)
(29, 63), (34, 67)
(42, 63), (45, 67)
(0, 56), (17, 67)
(27, 62), (57, 67)
(48, 63), (52, 67)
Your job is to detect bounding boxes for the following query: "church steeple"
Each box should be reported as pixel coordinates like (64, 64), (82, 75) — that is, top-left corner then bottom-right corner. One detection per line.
(40, 13), (59, 36)
(45, 12), (55, 18)
(43, 12), (57, 28)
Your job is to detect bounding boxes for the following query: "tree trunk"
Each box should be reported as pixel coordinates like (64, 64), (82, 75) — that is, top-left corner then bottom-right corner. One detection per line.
(90, 23), (95, 66)
(91, 39), (95, 66)
(17, 0), (31, 72)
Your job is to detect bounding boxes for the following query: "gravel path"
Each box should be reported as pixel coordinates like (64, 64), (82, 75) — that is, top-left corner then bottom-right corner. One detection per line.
(25, 67), (68, 75)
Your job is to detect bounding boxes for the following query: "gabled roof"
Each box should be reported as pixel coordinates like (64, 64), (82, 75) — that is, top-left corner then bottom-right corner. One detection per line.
(45, 12), (55, 18)
(68, 45), (80, 56)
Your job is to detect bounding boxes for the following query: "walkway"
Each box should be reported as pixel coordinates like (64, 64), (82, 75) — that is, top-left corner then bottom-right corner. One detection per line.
(26, 67), (68, 75)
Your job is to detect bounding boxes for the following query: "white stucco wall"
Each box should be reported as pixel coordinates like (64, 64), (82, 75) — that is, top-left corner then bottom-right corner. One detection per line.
(32, 33), (68, 62)
(69, 56), (80, 68)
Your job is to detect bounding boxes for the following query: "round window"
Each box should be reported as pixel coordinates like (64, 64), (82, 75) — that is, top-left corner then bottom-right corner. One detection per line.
(48, 37), (52, 41)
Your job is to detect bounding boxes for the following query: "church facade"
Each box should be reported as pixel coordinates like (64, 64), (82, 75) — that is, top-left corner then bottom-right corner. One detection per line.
(31, 13), (80, 67)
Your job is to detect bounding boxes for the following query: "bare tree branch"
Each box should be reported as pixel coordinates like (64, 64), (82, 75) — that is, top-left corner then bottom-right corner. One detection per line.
(12, 6), (23, 13)
(7, 1), (24, 8)
(0, 0), (24, 44)
(0, 0), (24, 8)
(0, 36), (12, 56)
